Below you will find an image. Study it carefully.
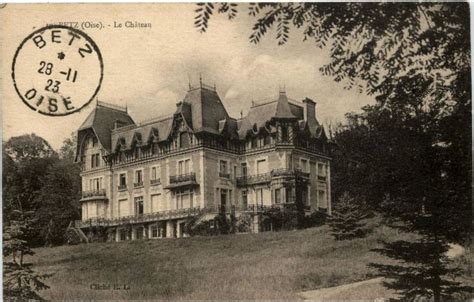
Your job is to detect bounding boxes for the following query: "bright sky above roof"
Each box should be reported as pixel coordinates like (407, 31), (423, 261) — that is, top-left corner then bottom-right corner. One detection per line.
(2, 3), (374, 150)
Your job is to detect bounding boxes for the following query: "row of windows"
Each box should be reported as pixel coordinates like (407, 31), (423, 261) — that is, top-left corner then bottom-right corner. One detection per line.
(88, 177), (103, 191)
(117, 190), (194, 216)
(118, 223), (167, 241)
(117, 159), (191, 189)
(241, 187), (325, 206)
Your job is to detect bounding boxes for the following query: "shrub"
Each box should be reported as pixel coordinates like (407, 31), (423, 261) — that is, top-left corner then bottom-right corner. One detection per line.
(304, 210), (328, 228)
(236, 213), (253, 233)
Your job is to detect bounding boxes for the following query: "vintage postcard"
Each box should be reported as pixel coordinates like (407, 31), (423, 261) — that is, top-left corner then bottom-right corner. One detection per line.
(1, 2), (471, 301)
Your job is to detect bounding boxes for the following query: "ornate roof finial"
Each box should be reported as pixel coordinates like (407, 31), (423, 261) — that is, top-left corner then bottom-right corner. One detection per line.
(199, 73), (202, 88)
(125, 102), (128, 113)
(240, 109), (243, 119)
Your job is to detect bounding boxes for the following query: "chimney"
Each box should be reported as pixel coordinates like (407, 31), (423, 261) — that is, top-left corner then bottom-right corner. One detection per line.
(303, 98), (317, 123)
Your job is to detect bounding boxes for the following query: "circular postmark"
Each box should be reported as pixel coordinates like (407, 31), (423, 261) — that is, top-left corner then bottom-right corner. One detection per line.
(12, 25), (103, 116)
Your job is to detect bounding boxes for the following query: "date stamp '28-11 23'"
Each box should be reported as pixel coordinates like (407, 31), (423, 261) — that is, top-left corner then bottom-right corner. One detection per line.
(11, 25), (103, 116)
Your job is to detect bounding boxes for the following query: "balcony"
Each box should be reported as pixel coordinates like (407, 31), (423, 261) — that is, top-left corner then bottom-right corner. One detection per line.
(317, 175), (327, 181)
(237, 169), (310, 187)
(81, 189), (107, 201)
(165, 172), (199, 190)
(236, 172), (271, 186)
(75, 207), (203, 228)
(219, 171), (231, 179)
(150, 178), (161, 185)
(134, 181), (144, 188)
(118, 184), (127, 191)
(206, 204), (295, 213)
(271, 168), (295, 178)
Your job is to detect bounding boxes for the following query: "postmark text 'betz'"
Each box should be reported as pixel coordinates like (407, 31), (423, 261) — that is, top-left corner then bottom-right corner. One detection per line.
(12, 25), (103, 116)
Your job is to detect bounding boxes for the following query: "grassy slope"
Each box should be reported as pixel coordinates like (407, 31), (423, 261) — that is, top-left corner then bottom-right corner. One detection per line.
(29, 222), (469, 300)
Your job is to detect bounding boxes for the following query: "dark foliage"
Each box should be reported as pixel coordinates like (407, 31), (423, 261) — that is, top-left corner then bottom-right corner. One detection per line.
(370, 239), (472, 301)
(3, 209), (51, 301)
(328, 193), (369, 240)
(262, 206), (298, 232)
(3, 133), (81, 247)
(196, 3), (471, 300)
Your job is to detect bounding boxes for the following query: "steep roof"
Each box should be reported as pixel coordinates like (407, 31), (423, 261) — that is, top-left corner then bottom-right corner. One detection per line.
(77, 103), (135, 152)
(111, 115), (174, 151)
(289, 102), (304, 120)
(182, 87), (230, 134)
(238, 92), (297, 139)
(275, 93), (297, 119)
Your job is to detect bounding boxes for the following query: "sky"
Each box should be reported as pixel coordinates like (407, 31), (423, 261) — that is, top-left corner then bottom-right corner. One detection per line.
(1, 3), (374, 150)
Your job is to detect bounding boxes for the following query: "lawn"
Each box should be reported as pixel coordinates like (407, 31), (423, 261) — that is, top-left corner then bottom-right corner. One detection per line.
(29, 221), (470, 300)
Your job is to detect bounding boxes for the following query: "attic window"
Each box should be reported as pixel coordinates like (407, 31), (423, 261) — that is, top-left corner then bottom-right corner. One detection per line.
(180, 132), (190, 149)
(281, 126), (289, 142)
(92, 136), (98, 147)
(264, 135), (271, 146)
(251, 137), (258, 148)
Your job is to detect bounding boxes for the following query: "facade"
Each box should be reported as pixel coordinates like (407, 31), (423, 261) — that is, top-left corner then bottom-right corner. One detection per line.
(74, 83), (331, 241)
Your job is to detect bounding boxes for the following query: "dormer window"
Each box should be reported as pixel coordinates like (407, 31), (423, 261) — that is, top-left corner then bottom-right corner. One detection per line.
(152, 143), (159, 155)
(180, 132), (190, 148)
(251, 137), (258, 148)
(264, 135), (271, 145)
(91, 153), (100, 168)
(281, 126), (289, 142)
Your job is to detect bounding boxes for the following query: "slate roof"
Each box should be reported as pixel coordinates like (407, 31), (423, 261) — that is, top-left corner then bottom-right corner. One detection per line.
(238, 92), (297, 139)
(289, 102), (304, 120)
(108, 87), (234, 150)
(111, 115), (174, 151)
(76, 103), (135, 158)
(76, 87), (327, 160)
(181, 87), (230, 134)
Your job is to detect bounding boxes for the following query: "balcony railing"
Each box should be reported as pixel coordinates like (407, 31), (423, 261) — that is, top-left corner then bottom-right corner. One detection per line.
(237, 169), (310, 187)
(75, 207), (203, 228)
(134, 181), (144, 188)
(81, 189), (106, 199)
(236, 172), (271, 186)
(271, 168), (295, 177)
(150, 178), (161, 185)
(118, 184), (127, 191)
(169, 172), (196, 184)
(219, 171), (231, 179)
(205, 203), (297, 213)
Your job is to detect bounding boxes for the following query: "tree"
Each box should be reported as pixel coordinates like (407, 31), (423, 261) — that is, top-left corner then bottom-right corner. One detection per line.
(36, 134), (81, 246)
(196, 3), (471, 300)
(327, 192), (369, 240)
(3, 135), (58, 246)
(59, 132), (77, 161)
(3, 207), (51, 301)
(36, 158), (81, 246)
(4, 134), (55, 162)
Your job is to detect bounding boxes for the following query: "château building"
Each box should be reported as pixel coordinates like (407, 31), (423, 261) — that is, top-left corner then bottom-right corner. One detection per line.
(74, 83), (331, 241)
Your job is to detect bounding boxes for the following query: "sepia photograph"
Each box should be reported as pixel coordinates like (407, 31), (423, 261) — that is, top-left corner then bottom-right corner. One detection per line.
(1, 2), (472, 301)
